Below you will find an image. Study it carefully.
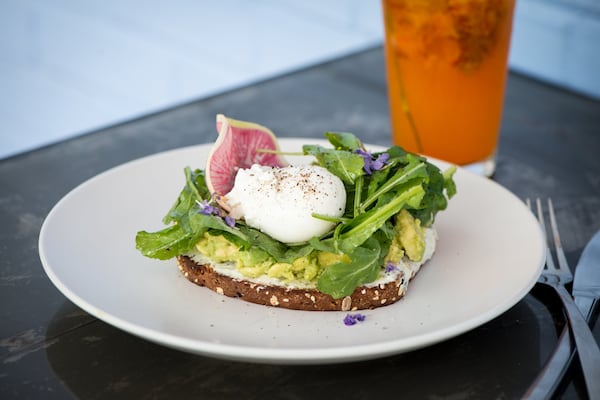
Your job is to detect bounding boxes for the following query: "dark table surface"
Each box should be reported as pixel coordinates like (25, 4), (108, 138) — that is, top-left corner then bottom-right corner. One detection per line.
(1, 46), (600, 400)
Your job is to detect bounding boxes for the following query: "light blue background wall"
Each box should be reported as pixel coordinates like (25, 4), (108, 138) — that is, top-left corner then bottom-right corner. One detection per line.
(1, 0), (598, 160)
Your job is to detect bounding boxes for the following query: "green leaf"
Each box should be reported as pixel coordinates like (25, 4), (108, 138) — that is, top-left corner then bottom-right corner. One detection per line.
(323, 132), (363, 151)
(353, 175), (364, 217)
(135, 224), (200, 260)
(338, 183), (425, 253)
(308, 236), (337, 253)
(360, 156), (428, 212)
(163, 167), (209, 225)
(443, 165), (457, 198)
(237, 225), (313, 263)
(366, 166), (392, 199)
(316, 237), (382, 298)
(189, 211), (244, 238)
(409, 163), (455, 227)
(386, 145), (410, 164)
(137, 210), (245, 260)
(302, 144), (364, 184)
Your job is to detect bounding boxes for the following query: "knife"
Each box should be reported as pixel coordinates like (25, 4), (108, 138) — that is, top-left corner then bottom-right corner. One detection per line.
(525, 230), (600, 399)
(573, 229), (600, 314)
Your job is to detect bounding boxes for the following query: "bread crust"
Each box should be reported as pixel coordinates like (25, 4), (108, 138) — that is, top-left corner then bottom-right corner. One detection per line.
(176, 255), (417, 311)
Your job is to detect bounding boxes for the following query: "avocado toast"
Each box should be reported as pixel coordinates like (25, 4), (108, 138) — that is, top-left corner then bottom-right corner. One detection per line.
(136, 115), (456, 311)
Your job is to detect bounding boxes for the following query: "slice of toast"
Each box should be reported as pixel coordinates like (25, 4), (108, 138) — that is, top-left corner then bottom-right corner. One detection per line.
(175, 228), (437, 311)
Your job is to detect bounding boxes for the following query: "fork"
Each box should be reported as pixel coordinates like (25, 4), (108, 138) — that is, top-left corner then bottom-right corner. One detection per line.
(529, 198), (600, 400)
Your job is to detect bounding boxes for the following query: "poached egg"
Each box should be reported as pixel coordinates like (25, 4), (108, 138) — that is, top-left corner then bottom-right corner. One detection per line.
(226, 164), (346, 243)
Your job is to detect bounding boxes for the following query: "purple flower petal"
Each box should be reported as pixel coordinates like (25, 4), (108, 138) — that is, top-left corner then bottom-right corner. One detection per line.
(224, 216), (236, 228)
(354, 148), (370, 158)
(197, 200), (213, 215)
(371, 153), (390, 171)
(354, 149), (372, 174)
(198, 199), (225, 218)
(354, 149), (389, 175)
(197, 199), (238, 229)
(343, 314), (357, 326)
(384, 262), (398, 273)
(343, 313), (366, 326)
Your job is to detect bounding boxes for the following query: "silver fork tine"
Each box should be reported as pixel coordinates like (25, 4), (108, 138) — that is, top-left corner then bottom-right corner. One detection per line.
(531, 197), (600, 400)
(524, 198), (600, 399)
(534, 198), (557, 272)
(547, 198), (570, 275)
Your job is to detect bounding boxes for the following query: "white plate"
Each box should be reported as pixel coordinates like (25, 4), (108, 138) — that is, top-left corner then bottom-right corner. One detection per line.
(39, 139), (545, 364)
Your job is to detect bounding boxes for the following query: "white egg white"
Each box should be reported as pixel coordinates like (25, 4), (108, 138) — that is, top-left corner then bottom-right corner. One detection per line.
(225, 164), (346, 243)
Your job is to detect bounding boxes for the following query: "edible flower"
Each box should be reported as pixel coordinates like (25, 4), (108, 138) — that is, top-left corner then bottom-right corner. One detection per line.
(355, 149), (389, 175)
(197, 200), (236, 228)
(343, 313), (366, 326)
(384, 262), (398, 273)
(198, 199), (221, 216)
(224, 215), (236, 228)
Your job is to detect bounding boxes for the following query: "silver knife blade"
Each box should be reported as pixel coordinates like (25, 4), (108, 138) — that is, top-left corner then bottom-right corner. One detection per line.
(573, 230), (600, 299)
(525, 229), (600, 400)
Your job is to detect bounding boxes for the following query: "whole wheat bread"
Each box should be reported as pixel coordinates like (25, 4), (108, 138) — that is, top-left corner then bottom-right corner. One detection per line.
(176, 255), (423, 311)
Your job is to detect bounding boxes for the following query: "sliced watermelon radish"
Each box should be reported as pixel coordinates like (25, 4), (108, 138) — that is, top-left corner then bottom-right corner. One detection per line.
(205, 114), (288, 198)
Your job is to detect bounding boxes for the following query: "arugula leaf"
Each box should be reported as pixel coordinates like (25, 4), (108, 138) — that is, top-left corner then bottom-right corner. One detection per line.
(360, 157), (428, 212)
(337, 183), (425, 253)
(308, 235), (337, 253)
(378, 220), (396, 242)
(443, 165), (457, 198)
(323, 132), (363, 151)
(137, 165), (244, 259)
(385, 145), (411, 164)
(189, 210), (244, 238)
(237, 225), (313, 263)
(163, 167), (208, 225)
(353, 175), (364, 217)
(136, 223), (199, 260)
(316, 237), (382, 298)
(137, 209), (245, 259)
(409, 163), (455, 227)
(302, 144), (364, 184)
(366, 166), (391, 199)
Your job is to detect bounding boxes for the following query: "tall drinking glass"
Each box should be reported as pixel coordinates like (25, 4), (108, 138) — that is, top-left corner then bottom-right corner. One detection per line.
(382, 0), (516, 176)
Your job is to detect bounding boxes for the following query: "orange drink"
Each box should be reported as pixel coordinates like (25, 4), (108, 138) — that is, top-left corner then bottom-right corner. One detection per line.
(382, 0), (516, 176)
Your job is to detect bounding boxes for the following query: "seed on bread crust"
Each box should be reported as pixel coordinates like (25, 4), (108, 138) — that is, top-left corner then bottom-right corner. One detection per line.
(341, 296), (352, 311)
(176, 255), (425, 311)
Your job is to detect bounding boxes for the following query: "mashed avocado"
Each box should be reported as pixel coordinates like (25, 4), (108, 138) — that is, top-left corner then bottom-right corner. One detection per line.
(195, 232), (240, 262)
(195, 210), (425, 283)
(386, 209), (426, 263)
